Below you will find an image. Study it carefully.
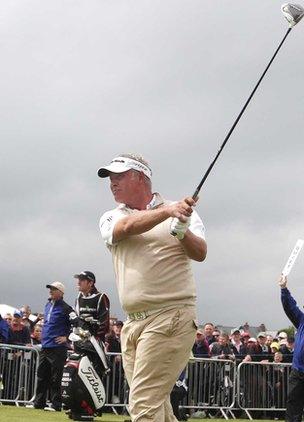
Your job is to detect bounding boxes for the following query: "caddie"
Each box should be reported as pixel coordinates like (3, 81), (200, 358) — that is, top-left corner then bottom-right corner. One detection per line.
(98, 153), (207, 422)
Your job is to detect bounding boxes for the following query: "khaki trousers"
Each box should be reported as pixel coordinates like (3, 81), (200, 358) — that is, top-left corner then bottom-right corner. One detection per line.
(121, 306), (197, 422)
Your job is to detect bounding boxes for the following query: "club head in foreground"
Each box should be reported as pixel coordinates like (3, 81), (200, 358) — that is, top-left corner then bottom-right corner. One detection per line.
(282, 3), (304, 27)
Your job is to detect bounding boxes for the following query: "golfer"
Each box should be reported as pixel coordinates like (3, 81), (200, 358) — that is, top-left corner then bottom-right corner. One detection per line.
(98, 153), (207, 421)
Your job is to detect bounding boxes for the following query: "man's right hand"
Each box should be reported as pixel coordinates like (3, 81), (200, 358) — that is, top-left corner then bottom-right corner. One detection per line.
(278, 275), (287, 289)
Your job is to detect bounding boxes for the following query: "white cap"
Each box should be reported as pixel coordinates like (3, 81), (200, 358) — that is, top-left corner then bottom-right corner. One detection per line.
(248, 337), (257, 343)
(97, 155), (152, 179)
(278, 331), (288, 339)
(46, 281), (65, 294)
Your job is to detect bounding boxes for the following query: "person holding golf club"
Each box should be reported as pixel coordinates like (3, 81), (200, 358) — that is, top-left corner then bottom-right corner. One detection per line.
(279, 274), (304, 422)
(98, 153), (207, 422)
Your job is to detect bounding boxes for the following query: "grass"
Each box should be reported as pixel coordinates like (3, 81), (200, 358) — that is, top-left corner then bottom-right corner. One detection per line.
(0, 406), (284, 422)
(0, 406), (124, 422)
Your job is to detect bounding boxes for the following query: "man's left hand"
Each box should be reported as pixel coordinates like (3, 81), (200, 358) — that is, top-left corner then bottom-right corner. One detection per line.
(170, 217), (190, 240)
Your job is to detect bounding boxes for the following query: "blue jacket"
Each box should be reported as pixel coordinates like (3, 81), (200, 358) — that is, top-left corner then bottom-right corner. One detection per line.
(281, 288), (304, 372)
(0, 316), (9, 343)
(42, 299), (73, 349)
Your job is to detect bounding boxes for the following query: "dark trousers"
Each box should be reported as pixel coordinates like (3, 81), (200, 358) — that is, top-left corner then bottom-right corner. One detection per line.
(170, 385), (187, 421)
(34, 347), (67, 410)
(286, 368), (304, 422)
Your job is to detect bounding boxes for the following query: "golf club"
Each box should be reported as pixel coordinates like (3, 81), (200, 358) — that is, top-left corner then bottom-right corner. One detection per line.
(190, 3), (304, 200)
(171, 3), (304, 236)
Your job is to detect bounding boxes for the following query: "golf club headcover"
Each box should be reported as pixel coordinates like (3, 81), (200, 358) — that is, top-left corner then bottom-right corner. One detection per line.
(170, 217), (190, 240)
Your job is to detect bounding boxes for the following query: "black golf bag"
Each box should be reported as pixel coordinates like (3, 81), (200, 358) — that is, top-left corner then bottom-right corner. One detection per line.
(62, 323), (109, 421)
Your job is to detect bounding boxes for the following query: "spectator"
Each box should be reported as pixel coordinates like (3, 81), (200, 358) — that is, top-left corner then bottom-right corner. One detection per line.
(255, 332), (271, 362)
(230, 328), (247, 362)
(280, 336), (295, 363)
(105, 320), (124, 407)
(20, 305), (36, 331)
(268, 351), (286, 419)
(108, 317), (116, 334)
(73, 271), (110, 341)
(3, 313), (13, 326)
(106, 320), (123, 354)
(266, 334), (274, 347)
(8, 311), (31, 346)
(31, 324), (43, 346)
(241, 332), (251, 349)
(36, 318), (44, 328)
(274, 351), (284, 364)
(212, 329), (220, 341)
(270, 342), (280, 358)
(204, 323), (216, 345)
(243, 338), (258, 362)
(29, 281), (73, 412)
(0, 315), (9, 343)
(278, 331), (288, 342)
(211, 332), (234, 360)
(192, 328), (210, 358)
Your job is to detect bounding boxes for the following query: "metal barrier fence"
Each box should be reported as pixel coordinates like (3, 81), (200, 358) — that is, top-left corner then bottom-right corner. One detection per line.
(237, 361), (291, 418)
(104, 352), (129, 414)
(0, 344), (292, 419)
(184, 357), (236, 419)
(0, 343), (40, 405)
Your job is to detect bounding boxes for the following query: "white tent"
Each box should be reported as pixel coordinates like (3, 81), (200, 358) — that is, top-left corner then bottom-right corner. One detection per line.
(0, 304), (17, 317)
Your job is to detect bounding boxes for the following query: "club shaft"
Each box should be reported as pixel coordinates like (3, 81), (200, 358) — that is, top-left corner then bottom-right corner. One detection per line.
(192, 27), (292, 200)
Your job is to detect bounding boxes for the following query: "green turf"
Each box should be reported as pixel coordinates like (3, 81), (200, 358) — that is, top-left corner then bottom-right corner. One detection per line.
(0, 406), (284, 422)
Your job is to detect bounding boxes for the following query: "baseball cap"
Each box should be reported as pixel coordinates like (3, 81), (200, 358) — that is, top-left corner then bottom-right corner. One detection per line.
(74, 271), (96, 283)
(46, 281), (65, 294)
(248, 337), (257, 343)
(196, 328), (205, 335)
(257, 332), (266, 338)
(231, 328), (240, 335)
(113, 320), (123, 327)
(13, 310), (23, 318)
(97, 155), (152, 180)
(278, 331), (288, 339)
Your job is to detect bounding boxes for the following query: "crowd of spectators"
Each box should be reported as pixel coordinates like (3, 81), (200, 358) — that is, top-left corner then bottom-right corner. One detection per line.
(0, 304), (125, 407)
(0, 306), (124, 350)
(0, 307), (44, 348)
(192, 322), (294, 364)
(1, 305), (294, 365)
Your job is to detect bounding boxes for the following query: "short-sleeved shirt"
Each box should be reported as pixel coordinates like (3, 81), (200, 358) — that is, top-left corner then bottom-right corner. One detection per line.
(99, 193), (205, 314)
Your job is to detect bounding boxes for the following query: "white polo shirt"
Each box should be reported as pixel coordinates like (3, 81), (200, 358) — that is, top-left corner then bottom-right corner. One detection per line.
(99, 193), (205, 314)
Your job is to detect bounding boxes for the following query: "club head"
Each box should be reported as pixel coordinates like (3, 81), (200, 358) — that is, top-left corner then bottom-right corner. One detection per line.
(282, 3), (304, 27)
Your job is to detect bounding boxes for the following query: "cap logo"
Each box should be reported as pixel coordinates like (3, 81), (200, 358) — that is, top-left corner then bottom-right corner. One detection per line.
(112, 159), (125, 164)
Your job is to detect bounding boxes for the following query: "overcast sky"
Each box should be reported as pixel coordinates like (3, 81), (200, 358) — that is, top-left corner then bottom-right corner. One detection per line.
(1, 0), (304, 331)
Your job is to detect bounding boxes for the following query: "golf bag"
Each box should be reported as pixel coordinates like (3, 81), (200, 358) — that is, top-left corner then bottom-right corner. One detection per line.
(62, 318), (110, 421)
